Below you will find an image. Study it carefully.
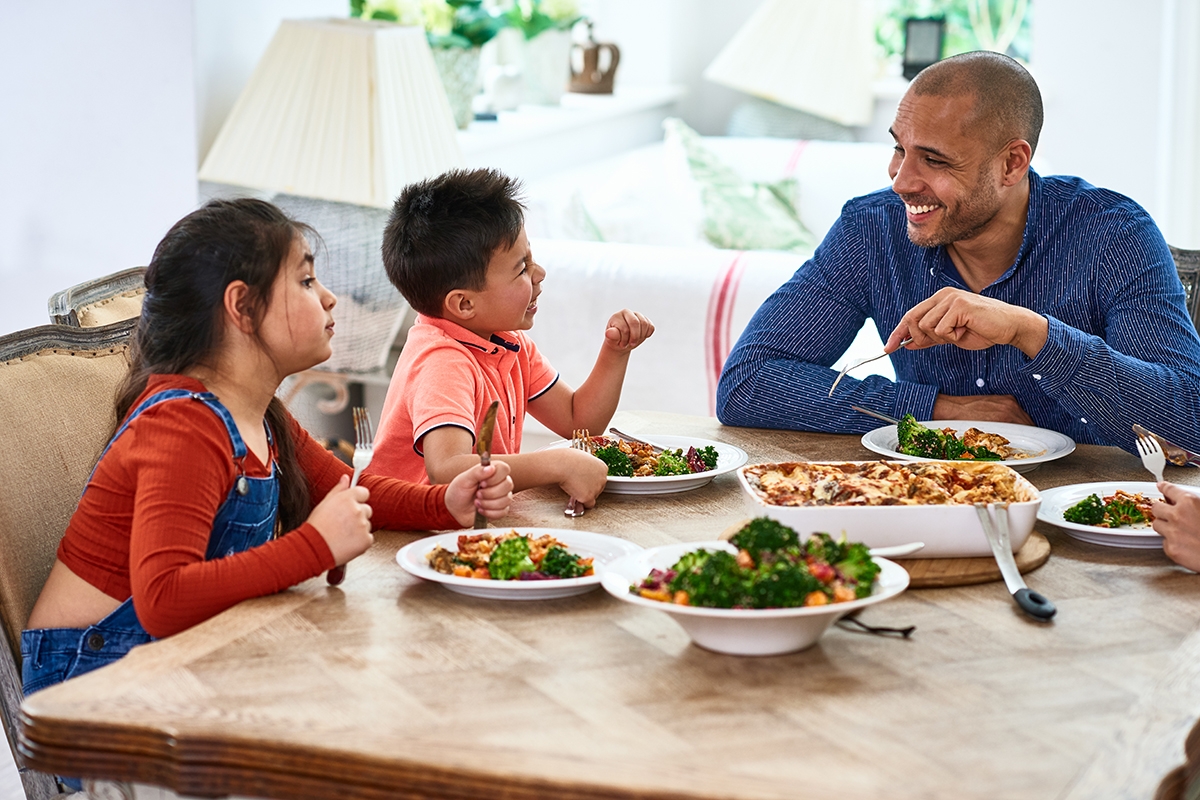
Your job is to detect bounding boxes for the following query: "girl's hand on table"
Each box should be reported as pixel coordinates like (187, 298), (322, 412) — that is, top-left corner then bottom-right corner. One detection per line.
(1152, 481), (1200, 571)
(309, 475), (374, 565)
(446, 462), (513, 527)
(555, 448), (609, 508)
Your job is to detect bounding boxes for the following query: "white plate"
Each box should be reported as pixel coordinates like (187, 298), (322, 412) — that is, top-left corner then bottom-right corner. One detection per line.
(601, 541), (909, 656)
(861, 420), (1076, 474)
(396, 528), (644, 600)
(539, 435), (749, 495)
(1036, 481), (1192, 549)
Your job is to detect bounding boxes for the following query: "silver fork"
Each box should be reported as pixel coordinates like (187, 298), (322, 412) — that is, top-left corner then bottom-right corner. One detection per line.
(828, 337), (913, 397)
(565, 429), (590, 518)
(327, 407), (374, 586)
(1136, 432), (1166, 483)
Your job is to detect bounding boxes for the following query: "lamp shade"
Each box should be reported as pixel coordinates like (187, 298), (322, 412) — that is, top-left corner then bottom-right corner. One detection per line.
(703, 0), (877, 127)
(199, 18), (463, 208)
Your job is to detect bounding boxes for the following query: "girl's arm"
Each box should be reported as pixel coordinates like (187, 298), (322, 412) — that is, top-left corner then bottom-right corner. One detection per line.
(124, 403), (336, 638)
(291, 416), (460, 531)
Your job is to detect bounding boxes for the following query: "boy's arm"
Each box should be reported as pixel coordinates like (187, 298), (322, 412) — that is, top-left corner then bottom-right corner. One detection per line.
(529, 309), (654, 437)
(422, 426), (609, 505)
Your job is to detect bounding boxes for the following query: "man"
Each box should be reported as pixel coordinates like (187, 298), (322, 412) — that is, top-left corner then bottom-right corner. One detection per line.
(716, 50), (1200, 452)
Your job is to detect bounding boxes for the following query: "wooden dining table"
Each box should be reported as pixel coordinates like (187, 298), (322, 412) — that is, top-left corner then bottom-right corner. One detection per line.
(18, 411), (1200, 800)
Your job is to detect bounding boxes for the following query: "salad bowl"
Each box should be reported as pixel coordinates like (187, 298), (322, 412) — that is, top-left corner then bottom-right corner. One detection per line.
(600, 541), (909, 656)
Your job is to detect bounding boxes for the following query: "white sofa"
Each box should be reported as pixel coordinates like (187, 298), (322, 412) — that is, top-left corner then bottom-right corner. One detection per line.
(512, 136), (899, 437)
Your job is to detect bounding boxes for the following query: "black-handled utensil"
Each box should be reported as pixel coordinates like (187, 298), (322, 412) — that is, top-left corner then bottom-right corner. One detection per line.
(974, 503), (1056, 621)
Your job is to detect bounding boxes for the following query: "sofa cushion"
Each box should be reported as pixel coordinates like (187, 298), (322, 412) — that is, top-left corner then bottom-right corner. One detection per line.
(663, 118), (816, 253)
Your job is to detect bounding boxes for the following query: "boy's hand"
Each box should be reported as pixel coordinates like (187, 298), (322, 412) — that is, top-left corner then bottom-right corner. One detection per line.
(604, 309), (655, 352)
(445, 462), (514, 527)
(308, 475), (374, 565)
(1152, 481), (1200, 572)
(556, 448), (609, 507)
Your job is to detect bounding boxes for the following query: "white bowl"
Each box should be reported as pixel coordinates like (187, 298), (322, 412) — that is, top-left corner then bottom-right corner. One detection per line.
(600, 541), (910, 656)
(736, 461), (1041, 559)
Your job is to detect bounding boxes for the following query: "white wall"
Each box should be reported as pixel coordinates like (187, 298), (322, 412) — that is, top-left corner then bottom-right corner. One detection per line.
(587, 0), (768, 135)
(0, 1), (199, 337)
(1032, 0), (1200, 248)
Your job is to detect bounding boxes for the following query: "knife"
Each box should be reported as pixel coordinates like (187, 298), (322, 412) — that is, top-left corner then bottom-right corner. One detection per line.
(1132, 423), (1200, 468)
(473, 401), (500, 529)
(974, 503), (1056, 621)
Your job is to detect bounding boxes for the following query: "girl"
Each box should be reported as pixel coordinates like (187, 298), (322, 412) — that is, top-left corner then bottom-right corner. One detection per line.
(22, 198), (513, 716)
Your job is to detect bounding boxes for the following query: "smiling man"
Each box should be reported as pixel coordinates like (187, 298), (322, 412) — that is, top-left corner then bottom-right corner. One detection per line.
(716, 50), (1200, 453)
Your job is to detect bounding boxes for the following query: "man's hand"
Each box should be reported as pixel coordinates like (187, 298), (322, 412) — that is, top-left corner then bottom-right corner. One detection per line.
(886, 287), (1049, 358)
(1152, 482), (1200, 572)
(603, 309), (655, 352)
(932, 394), (1034, 425)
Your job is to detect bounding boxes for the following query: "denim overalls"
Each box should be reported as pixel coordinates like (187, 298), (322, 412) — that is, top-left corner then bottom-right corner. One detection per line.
(20, 390), (278, 787)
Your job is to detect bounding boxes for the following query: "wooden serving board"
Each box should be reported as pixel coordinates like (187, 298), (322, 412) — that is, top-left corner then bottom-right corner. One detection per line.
(717, 520), (1051, 590)
(901, 530), (1051, 588)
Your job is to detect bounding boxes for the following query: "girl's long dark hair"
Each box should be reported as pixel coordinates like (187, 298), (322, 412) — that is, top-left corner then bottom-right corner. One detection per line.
(116, 198), (316, 532)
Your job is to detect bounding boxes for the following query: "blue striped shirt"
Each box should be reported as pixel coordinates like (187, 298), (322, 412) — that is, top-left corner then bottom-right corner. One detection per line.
(716, 171), (1200, 454)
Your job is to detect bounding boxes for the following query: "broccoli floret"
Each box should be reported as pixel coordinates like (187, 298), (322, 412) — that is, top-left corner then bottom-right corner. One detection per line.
(540, 545), (588, 578)
(654, 449), (690, 476)
(804, 531), (846, 564)
(668, 549), (747, 608)
(696, 445), (719, 470)
(896, 413), (1001, 460)
(835, 541), (881, 598)
(743, 558), (821, 609)
(1063, 494), (1106, 525)
(1105, 498), (1149, 527)
(592, 443), (634, 477)
(488, 536), (536, 580)
(730, 517), (800, 555)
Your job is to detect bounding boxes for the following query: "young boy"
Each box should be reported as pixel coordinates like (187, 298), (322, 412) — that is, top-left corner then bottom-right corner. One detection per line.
(365, 168), (654, 510)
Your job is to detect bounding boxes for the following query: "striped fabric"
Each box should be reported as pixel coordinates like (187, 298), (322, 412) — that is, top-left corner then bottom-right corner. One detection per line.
(716, 171), (1200, 454)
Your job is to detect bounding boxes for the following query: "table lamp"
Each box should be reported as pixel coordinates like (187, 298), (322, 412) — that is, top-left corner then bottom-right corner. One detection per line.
(703, 0), (877, 129)
(199, 17), (464, 208)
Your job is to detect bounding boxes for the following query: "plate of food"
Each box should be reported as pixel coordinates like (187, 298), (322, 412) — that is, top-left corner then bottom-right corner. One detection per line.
(396, 528), (643, 600)
(600, 518), (909, 656)
(861, 415), (1076, 473)
(540, 434), (749, 495)
(1035, 481), (1193, 548)
(738, 460), (1041, 558)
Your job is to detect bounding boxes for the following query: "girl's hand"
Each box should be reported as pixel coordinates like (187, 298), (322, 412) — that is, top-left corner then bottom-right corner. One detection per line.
(1152, 481), (1200, 571)
(307, 475), (374, 565)
(603, 309), (655, 352)
(446, 462), (514, 527)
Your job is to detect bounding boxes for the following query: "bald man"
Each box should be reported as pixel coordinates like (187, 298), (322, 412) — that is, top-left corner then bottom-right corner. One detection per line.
(717, 51), (1200, 454)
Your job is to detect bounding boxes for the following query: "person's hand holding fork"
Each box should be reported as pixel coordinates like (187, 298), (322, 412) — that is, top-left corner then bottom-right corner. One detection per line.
(1152, 482), (1200, 572)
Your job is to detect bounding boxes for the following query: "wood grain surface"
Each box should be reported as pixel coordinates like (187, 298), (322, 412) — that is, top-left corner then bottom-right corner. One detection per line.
(903, 530), (1052, 588)
(18, 411), (1200, 800)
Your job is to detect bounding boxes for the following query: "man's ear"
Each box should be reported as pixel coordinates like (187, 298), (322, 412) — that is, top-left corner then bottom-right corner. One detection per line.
(442, 289), (475, 322)
(1001, 139), (1033, 186)
(222, 281), (257, 335)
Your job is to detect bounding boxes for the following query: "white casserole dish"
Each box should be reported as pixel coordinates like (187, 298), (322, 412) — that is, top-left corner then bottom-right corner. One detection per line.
(736, 460), (1041, 559)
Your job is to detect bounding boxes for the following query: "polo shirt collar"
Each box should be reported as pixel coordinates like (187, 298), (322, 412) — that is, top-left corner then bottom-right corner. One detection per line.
(417, 314), (522, 355)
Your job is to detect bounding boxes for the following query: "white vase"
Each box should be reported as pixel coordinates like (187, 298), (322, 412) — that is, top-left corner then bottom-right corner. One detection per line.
(521, 29), (572, 105)
(432, 46), (482, 130)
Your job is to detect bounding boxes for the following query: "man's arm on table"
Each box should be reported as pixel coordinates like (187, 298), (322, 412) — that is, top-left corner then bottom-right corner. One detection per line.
(715, 221), (942, 433)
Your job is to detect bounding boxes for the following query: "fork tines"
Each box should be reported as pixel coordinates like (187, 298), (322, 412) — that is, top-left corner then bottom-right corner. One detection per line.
(353, 406), (374, 450)
(571, 429), (591, 453)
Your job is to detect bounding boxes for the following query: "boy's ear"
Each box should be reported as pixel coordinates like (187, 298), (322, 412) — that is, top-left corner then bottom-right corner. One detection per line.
(442, 289), (476, 322)
(222, 281), (257, 335)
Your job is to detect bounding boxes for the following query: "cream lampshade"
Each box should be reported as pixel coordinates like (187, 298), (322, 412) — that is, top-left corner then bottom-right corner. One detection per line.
(199, 18), (464, 208)
(703, 0), (878, 128)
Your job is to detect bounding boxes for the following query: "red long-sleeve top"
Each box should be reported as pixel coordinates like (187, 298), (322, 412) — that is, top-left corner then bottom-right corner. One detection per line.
(57, 375), (460, 638)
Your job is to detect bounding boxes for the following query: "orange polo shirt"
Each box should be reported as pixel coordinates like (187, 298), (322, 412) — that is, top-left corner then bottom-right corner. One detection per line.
(367, 315), (559, 484)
